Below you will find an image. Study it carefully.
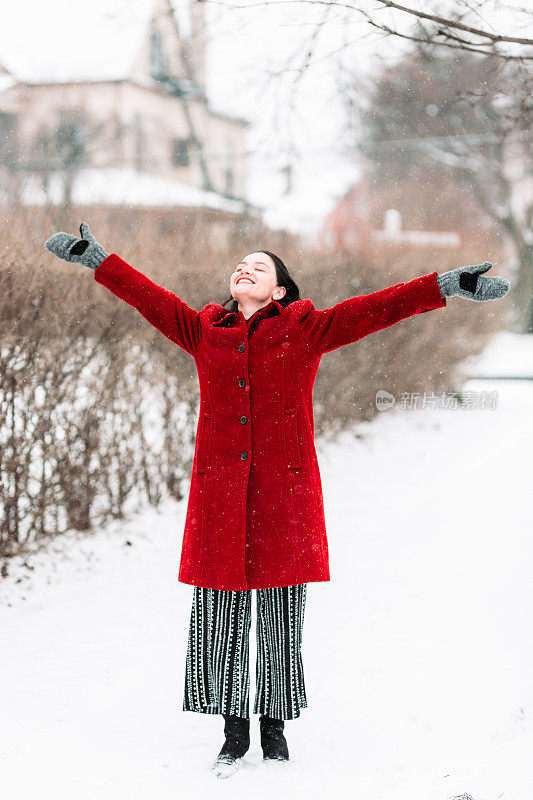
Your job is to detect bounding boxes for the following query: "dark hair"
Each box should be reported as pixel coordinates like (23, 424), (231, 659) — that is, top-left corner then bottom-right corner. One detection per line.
(221, 250), (300, 311)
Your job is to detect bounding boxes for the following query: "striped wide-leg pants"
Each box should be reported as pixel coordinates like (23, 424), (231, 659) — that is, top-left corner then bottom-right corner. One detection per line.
(183, 584), (308, 720)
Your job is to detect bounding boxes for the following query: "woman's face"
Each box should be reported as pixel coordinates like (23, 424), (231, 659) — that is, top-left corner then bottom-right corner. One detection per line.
(230, 252), (286, 305)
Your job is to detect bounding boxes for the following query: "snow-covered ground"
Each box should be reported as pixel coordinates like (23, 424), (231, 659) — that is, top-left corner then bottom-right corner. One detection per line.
(1, 332), (531, 799)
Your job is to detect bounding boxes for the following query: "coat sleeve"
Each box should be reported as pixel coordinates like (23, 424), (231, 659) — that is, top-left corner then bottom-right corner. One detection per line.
(298, 271), (447, 355)
(93, 253), (201, 356)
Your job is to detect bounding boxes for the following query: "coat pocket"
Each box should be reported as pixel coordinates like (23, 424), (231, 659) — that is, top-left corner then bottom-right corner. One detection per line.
(196, 412), (213, 473)
(283, 408), (303, 469)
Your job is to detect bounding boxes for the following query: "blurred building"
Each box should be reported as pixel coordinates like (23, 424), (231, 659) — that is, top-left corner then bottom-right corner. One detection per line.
(320, 176), (463, 252)
(320, 134), (531, 255)
(0, 0), (255, 217)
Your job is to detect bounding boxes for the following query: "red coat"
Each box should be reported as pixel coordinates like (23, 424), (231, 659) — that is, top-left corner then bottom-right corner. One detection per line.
(94, 254), (447, 590)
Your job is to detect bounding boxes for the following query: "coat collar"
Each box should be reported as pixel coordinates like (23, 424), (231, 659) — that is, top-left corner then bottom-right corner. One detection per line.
(211, 299), (284, 327)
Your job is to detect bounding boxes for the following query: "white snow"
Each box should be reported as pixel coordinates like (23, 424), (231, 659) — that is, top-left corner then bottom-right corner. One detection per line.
(3, 166), (248, 214)
(461, 330), (533, 379)
(1, 332), (532, 799)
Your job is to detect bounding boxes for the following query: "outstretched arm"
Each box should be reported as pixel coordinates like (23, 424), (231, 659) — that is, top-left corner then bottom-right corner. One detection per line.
(45, 222), (201, 356)
(299, 270), (446, 355)
(93, 254), (200, 356)
(299, 261), (510, 356)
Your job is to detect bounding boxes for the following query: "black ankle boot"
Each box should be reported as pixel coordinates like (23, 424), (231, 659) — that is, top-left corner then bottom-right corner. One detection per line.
(259, 714), (289, 761)
(216, 714), (250, 761)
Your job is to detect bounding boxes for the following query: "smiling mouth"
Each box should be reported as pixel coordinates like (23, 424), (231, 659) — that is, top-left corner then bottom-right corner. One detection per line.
(236, 278), (254, 284)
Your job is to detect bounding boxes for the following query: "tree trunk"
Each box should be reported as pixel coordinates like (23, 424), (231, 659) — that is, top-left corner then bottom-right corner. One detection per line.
(511, 244), (533, 333)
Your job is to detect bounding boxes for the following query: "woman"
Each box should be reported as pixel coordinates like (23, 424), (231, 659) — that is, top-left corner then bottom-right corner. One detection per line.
(45, 223), (509, 779)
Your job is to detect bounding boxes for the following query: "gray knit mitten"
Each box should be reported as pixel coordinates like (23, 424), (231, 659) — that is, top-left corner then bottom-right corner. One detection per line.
(436, 261), (510, 301)
(44, 222), (109, 270)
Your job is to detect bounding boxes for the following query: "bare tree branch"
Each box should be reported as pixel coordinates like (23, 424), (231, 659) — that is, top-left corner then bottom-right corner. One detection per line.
(365, 18), (533, 59)
(374, 0), (533, 46)
(203, 0), (533, 51)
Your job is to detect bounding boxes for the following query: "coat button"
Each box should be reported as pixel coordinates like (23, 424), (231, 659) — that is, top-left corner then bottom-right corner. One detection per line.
(238, 343), (245, 352)
(238, 378), (246, 388)
(240, 450), (248, 460)
(240, 415), (247, 424)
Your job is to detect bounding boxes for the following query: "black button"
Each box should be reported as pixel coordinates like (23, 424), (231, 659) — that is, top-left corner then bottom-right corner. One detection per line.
(240, 451), (248, 460)
(240, 415), (247, 424)
(238, 379), (246, 388)
(238, 343), (245, 352)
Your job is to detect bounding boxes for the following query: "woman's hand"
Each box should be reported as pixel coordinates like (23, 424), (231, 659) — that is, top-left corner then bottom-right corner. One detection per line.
(44, 222), (109, 271)
(436, 261), (510, 301)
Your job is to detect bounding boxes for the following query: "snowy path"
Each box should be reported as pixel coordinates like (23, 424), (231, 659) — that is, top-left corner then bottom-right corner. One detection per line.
(1, 346), (531, 799)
